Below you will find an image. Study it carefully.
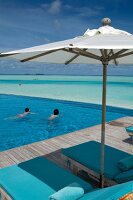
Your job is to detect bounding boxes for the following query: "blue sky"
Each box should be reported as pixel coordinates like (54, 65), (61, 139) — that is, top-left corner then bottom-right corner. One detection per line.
(0, 0), (133, 75)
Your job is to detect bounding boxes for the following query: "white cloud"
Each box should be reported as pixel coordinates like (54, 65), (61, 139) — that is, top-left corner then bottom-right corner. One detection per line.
(77, 7), (104, 17)
(41, 0), (62, 15)
(0, 59), (133, 75)
(64, 4), (72, 10)
(64, 5), (104, 18)
(54, 19), (62, 30)
(49, 0), (62, 14)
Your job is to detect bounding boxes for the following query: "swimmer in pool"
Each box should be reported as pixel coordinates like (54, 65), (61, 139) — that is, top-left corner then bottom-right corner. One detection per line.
(4, 107), (36, 120)
(17, 107), (30, 118)
(48, 109), (59, 120)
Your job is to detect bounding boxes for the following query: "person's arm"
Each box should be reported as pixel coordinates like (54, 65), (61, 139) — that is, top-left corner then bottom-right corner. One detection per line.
(30, 112), (36, 115)
(48, 115), (55, 120)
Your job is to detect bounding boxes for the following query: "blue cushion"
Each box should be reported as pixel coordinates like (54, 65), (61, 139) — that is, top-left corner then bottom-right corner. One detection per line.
(126, 126), (133, 133)
(62, 141), (131, 180)
(80, 181), (133, 200)
(0, 157), (93, 200)
(118, 156), (133, 171)
(49, 182), (84, 200)
(114, 168), (133, 183)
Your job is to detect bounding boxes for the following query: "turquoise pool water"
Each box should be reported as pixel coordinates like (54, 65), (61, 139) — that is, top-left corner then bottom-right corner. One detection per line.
(0, 75), (133, 109)
(0, 94), (133, 151)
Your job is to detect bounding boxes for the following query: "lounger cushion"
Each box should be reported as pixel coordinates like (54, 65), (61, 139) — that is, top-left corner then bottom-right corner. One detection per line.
(0, 157), (93, 200)
(118, 156), (133, 171)
(49, 182), (84, 200)
(126, 126), (133, 133)
(62, 141), (131, 180)
(80, 181), (133, 200)
(114, 168), (133, 183)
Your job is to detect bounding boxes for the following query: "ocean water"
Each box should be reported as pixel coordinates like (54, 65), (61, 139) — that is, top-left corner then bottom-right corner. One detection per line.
(0, 75), (133, 109)
(0, 94), (128, 151)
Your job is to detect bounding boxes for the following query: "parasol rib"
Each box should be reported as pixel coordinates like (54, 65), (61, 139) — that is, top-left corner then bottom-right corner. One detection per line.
(0, 53), (19, 57)
(109, 49), (128, 60)
(20, 49), (62, 62)
(110, 50), (118, 65)
(63, 48), (101, 61)
(65, 48), (87, 65)
(65, 54), (80, 65)
(115, 50), (133, 59)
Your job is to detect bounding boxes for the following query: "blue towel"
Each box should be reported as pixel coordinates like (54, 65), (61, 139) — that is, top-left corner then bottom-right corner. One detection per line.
(118, 156), (133, 171)
(49, 182), (84, 200)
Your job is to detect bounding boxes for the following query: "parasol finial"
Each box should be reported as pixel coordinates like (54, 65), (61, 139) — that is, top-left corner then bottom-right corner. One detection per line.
(102, 18), (111, 26)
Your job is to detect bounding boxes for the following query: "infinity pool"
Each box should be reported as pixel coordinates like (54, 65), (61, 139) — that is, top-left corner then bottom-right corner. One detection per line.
(0, 94), (132, 151)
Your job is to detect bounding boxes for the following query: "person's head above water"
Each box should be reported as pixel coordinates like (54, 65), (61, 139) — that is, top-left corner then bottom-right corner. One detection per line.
(53, 109), (59, 115)
(25, 107), (30, 113)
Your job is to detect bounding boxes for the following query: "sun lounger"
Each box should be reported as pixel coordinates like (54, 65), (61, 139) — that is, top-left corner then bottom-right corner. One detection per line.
(62, 141), (133, 186)
(0, 156), (133, 200)
(80, 181), (133, 200)
(126, 126), (133, 140)
(0, 157), (93, 200)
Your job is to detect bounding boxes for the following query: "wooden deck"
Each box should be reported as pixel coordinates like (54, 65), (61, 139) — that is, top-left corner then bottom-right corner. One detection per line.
(0, 116), (133, 170)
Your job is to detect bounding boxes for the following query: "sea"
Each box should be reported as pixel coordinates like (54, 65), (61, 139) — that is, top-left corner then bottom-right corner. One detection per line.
(0, 75), (133, 109)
